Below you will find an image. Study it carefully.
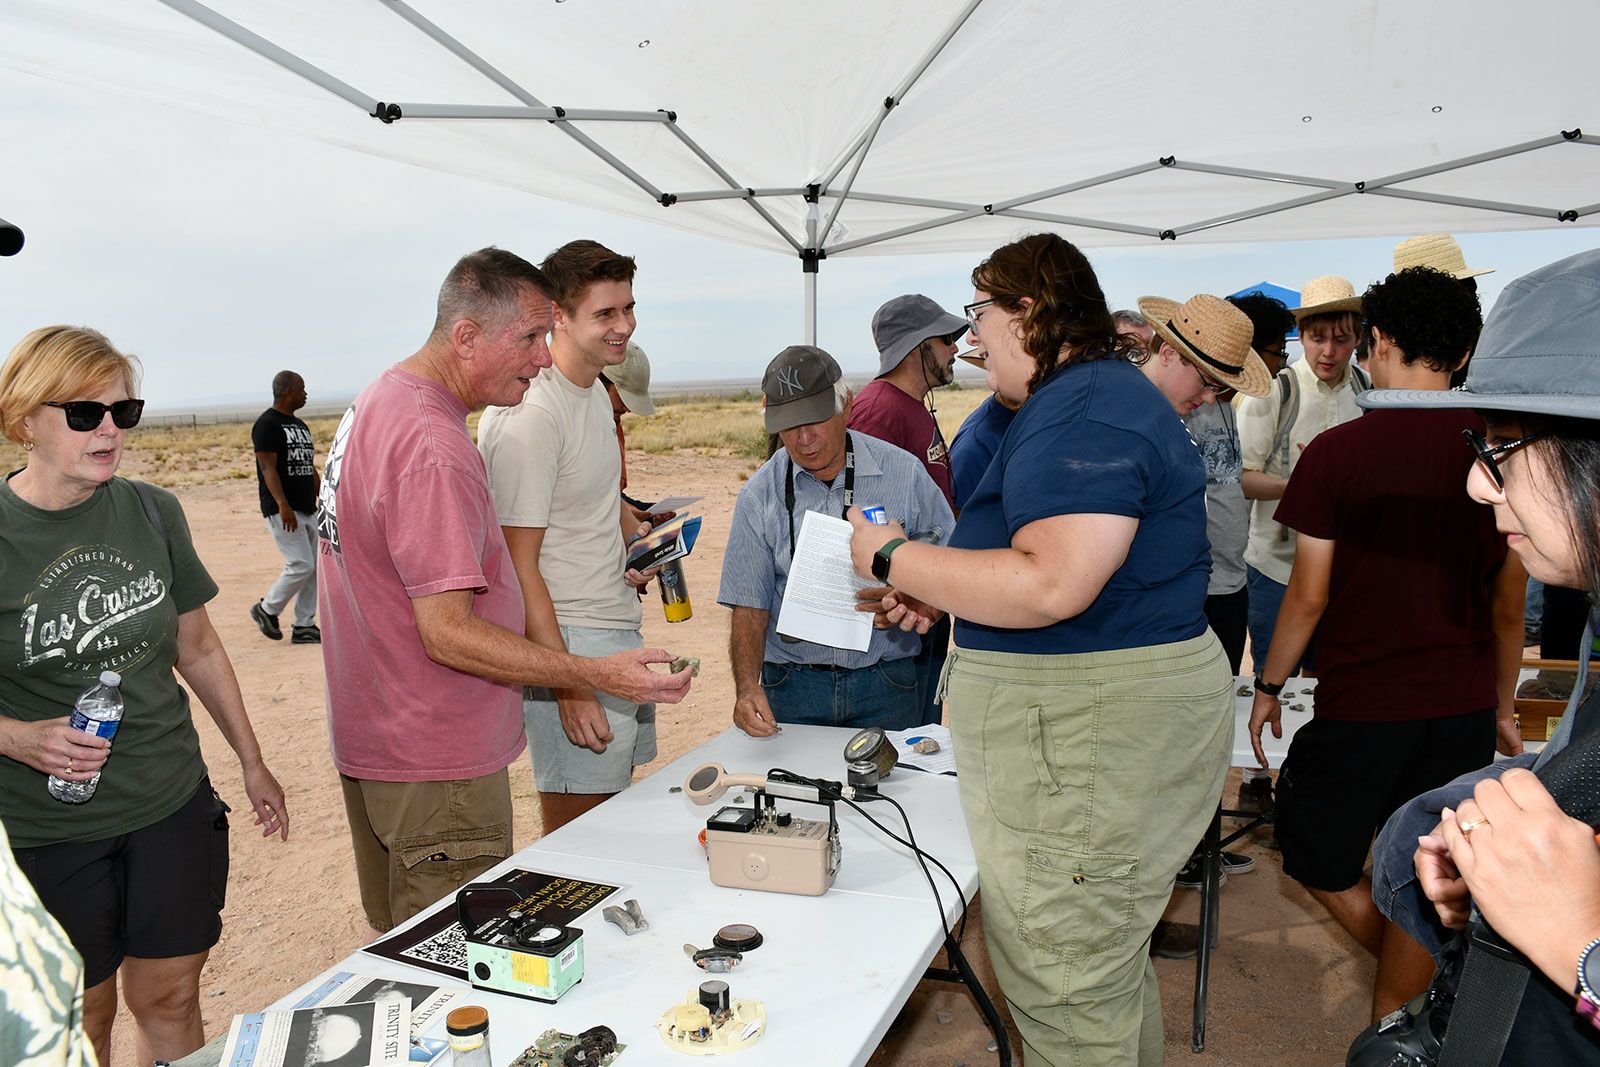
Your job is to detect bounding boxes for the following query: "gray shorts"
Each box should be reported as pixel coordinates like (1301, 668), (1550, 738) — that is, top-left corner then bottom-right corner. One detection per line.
(525, 625), (657, 794)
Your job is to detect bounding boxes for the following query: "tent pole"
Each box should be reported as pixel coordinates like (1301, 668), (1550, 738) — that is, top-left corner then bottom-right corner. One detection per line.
(1173, 188), (1352, 238)
(663, 126), (805, 251)
(1365, 187), (1581, 220)
(817, 0), (987, 190)
(804, 264), (819, 346)
(804, 190), (822, 345)
(155, 0), (378, 112)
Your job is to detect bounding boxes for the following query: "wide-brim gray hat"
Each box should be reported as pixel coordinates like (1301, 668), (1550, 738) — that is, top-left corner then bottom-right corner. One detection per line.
(1359, 248), (1600, 419)
(762, 344), (843, 433)
(871, 294), (969, 376)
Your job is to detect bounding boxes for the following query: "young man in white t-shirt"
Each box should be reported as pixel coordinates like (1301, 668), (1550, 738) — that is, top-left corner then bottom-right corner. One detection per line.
(478, 239), (653, 833)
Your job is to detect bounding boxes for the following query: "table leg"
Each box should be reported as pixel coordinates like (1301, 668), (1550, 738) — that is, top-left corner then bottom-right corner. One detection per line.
(923, 934), (1013, 1066)
(1191, 804), (1222, 1052)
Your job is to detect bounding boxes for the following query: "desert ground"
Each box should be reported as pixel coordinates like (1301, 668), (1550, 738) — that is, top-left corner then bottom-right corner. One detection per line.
(6, 391), (1378, 1066)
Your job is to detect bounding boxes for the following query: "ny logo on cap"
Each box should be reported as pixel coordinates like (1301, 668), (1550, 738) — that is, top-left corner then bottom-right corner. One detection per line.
(776, 367), (804, 396)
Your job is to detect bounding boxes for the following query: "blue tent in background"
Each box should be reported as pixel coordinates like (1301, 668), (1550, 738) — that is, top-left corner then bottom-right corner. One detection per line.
(1229, 281), (1300, 339)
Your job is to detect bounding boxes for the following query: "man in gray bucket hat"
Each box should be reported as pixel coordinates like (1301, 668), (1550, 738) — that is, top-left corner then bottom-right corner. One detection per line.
(718, 345), (953, 737)
(848, 294), (968, 509)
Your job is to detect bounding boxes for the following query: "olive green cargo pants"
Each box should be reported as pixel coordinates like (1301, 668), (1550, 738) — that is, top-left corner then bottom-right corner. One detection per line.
(943, 632), (1233, 1065)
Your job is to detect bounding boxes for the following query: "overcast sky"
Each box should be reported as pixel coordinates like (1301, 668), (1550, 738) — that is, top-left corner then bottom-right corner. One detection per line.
(4, 68), (1596, 413)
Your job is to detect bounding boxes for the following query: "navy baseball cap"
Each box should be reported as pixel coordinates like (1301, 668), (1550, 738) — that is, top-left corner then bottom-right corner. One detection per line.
(1360, 248), (1600, 419)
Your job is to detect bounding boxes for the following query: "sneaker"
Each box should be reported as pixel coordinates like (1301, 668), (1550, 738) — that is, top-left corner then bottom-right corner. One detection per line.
(1237, 773), (1276, 845)
(1149, 920), (1217, 960)
(250, 600), (282, 640)
(1174, 850), (1255, 890)
(292, 624), (321, 644)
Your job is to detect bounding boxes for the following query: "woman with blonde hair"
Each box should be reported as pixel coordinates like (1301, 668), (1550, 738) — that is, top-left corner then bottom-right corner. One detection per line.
(0, 325), (289, 1065)
(849, 233), (1233, 1064)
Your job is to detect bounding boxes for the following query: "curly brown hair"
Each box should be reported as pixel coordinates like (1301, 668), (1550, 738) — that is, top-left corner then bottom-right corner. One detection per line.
(970, 233), (1136, 396)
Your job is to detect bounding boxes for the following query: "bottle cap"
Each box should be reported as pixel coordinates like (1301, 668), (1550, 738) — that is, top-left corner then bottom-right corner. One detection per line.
(446, 1006), (489, 1035)
(99, 670), (121, 686)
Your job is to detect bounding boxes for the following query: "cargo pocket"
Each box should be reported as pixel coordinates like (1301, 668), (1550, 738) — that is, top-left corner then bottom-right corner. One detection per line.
(394, 823), (511, 919)
(1018, 844), (1137, 960)
(396, 825), (510, 875)
(208, 783), (232, 913)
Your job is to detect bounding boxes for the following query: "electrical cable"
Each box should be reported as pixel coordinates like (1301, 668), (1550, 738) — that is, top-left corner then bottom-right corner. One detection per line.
(768, 768), (971, 947)
(756, 766), (1011, 1065)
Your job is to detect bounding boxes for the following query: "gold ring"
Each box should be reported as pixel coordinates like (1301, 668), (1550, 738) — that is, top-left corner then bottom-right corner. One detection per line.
(65, 758), (74, 774)
(1458, 818), (1488, 835)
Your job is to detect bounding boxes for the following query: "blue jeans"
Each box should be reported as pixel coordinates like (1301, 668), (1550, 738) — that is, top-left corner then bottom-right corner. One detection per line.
(1246, 565), (1315, 673)
(760, 657), (921, 730)
(914, 615), (952, 726)
(1371, 753), (1536, 959)
(1525, 576), (1545, 629)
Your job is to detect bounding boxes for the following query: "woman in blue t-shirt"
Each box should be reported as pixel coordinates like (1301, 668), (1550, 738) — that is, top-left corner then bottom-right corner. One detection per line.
(848, 233), (1234, 1064)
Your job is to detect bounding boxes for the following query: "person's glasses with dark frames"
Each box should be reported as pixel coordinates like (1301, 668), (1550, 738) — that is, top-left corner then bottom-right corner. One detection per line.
(45, 399), (145, 432)
(1463, 427), (1543, 489)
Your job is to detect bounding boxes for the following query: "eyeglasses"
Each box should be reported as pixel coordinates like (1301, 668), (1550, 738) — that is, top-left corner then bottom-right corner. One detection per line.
(963, 299), (995, 334)
(1462, 427), (1542, 489)
(1186, 360), (1235, 399)
(44, 399), (145, 432)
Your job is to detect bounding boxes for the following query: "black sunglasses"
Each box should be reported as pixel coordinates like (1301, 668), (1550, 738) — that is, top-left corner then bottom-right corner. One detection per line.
(45, 398), (145, 432)
(1462, 427), (1542, 489)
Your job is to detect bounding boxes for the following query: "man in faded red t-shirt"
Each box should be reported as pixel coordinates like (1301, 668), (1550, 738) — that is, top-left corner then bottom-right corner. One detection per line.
(317, 248), (691, 933)
(1246, 266), (1526, 1018)
(847, 294), (968, 726)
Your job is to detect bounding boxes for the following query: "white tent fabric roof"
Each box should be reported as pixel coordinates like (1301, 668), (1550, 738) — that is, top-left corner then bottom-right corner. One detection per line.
(5, 0), (1598, 259)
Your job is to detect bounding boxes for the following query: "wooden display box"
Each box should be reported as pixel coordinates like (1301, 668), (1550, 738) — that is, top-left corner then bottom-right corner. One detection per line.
(1514, 658), (1586, 741)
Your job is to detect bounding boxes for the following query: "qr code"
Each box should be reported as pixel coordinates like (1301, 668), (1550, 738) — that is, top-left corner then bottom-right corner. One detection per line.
(400, 923), (467, 971)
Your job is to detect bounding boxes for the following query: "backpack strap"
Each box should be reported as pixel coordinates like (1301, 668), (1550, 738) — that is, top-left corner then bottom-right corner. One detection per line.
(130, 478), (167, 538)
(1269, 368), (1299, 476)
(1348, 362), (1372, 394)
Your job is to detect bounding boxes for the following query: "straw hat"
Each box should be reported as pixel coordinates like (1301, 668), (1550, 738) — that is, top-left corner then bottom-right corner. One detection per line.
(1393, 234), (1494, 280)
(1136, 293), (1273, 399)
(1292, 276), (1363, 320)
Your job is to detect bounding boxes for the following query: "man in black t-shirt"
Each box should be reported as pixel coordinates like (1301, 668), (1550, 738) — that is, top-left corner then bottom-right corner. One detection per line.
(250, 370), (321, 644)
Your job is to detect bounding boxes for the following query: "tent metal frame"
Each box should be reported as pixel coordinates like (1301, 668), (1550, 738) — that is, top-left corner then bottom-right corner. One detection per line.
(160, 0), (1598, 342)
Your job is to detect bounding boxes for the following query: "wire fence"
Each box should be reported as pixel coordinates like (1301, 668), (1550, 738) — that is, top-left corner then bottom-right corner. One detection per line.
(140, 405), (352, 428)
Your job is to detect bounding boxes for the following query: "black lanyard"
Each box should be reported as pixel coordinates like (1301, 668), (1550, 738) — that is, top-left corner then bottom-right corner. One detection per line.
(785, 435), (855, 558)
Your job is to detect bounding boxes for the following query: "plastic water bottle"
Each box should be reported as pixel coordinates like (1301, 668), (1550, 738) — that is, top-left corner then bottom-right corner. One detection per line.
(47, 670), (123, 804)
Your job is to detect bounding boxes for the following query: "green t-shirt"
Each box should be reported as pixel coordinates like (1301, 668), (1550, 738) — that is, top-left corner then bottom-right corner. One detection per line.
(0, 475), (217, 847)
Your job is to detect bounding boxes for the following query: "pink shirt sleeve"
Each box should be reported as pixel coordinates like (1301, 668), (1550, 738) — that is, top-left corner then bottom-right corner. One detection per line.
(375, 462), (499, 598)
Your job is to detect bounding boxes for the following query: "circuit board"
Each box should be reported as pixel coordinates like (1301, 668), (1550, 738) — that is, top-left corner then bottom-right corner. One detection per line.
(509, 1026), (625, 1067)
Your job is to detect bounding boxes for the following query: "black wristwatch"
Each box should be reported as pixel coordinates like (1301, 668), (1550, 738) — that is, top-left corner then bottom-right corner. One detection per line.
(1253, 674), (1285, 697)
(871, 537), (907, 583)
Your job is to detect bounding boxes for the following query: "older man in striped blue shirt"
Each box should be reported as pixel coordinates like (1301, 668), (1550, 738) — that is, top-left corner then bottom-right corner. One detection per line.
(719, 345), (954, 737)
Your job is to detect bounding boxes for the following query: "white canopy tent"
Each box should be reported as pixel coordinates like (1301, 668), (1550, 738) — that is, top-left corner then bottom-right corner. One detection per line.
(5, 0), (1598, 337)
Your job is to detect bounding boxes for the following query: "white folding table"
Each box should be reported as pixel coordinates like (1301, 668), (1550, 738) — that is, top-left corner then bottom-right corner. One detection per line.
(187, 725), (994, 1067)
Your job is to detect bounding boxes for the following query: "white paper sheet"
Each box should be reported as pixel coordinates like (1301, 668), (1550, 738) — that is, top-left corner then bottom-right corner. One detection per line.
(886, 725), (957, 775)
(775, 511), (875, 652)
(647, 495), (703, 515)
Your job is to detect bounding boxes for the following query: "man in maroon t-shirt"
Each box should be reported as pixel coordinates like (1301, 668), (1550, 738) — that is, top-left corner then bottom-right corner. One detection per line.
(1247, 266), (1527, 1019)
(849, 294), (968, 725)
(849, 294), (967, 510)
